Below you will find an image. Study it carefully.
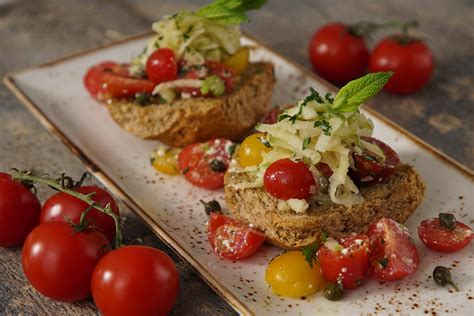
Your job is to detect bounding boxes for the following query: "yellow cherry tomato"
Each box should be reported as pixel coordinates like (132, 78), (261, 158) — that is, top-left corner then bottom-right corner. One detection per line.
(265, 251), (325, 298)
(151, 147), (180, 175)
(238, 133), (271, 167)
(224, 47), (250, 74)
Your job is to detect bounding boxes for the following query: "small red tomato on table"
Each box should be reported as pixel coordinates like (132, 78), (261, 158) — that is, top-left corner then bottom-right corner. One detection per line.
(207, 212), (265, 260)
(369, 22), (434, 94)
(91, 246), (179, 316)
(418, 213), (473, 253)
(22, 222), (110, 302)
(367, 218), (420, 281)
(0, 172), (41, 247)
(40, 185), (119, 242)
(309, 22), (370, 84)
(317, 234), (370, 289)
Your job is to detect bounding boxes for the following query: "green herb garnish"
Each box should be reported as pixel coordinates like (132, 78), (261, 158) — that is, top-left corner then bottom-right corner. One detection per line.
(196, 0), (267, 25)
(302, 137), (311, 150)
(323, 283), (344, 301)
(314, 119), (332, 136)
(302, 242), (320, 268)
(209, 159), (227, 173)
(200, 199), (222, 215)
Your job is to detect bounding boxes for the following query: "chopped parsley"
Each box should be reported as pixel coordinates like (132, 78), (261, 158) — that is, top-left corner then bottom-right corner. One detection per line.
(379, 257), (389, 268)
(302, 137), (311, 150)
(302, 242), (320, 268)
(314, 119), (332, 136)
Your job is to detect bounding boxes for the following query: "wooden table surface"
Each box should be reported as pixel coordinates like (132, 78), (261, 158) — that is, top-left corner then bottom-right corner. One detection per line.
(0, 0), (472, 315)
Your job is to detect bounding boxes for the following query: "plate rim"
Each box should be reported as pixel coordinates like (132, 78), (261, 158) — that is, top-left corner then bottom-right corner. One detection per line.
(3, 31), (473, 316)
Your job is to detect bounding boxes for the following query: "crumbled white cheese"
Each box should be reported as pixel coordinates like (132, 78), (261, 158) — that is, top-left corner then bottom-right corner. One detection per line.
(277, 200), (291, 212)
(287, 198), (309, 213)
(341, 248), (349, 256)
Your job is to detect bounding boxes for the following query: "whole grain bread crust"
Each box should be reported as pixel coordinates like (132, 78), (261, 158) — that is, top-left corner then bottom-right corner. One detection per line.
(224, 164), (425, 250)
(106, 62), (275, 147)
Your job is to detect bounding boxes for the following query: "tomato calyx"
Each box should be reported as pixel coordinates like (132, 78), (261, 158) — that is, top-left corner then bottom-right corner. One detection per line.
(11, 170), (122, 249)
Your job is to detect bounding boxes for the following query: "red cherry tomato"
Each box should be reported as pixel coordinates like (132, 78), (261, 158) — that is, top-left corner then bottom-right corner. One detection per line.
(22, 222), (110, 302)
(145, 48), (178, 84)
(91, 246), (179, 316)
(369, 36), (434, 94)
(309, 22), (369, 84)
(84, 61), (154, 100)
(178, 138), (234, 189)
(179, 61), (235, 97)
(261, 104), (293, 124)
(40, 186), (119, 243)
(351, 136), (400, 183)
(0, 172), (41, 247)
(207, 212), (265, 260)
(418, 218), (473, 253)
(367, 218), (420, 281)
(263, 158), (316, 200)
(317, 235), (370, 289)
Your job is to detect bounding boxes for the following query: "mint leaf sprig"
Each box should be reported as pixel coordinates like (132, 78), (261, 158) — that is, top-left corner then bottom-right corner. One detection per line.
(196, 0), (267, 25)
(278, 72), (393, 128)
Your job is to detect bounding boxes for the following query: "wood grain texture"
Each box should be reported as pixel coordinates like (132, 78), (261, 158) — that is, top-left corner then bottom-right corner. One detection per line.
(0, 0), (472, 315)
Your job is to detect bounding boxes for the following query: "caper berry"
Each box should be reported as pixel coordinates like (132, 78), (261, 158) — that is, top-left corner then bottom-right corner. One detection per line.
(439, 213), (456, 230)
(209, 159), (226, 173)
(433, 266), (459, 291)
(323, 283), (344, 301)
(200, 199), (222, 215)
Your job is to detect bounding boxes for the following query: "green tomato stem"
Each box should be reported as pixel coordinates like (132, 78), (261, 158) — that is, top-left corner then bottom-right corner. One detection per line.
(12, 170), (123, 249)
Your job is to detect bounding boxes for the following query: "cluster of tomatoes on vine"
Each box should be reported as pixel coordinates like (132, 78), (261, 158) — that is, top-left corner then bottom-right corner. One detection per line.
(309, 20), (434, 94)
(0, 171), (178, 316)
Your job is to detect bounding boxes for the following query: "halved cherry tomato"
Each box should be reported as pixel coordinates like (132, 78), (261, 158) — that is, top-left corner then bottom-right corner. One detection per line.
(40, 186), (119, 243)
(317, 235), (370, 289)
(223, 47), (249, 74)
(84, 61), (154, 100)
(418, 218), (473, 253)
(266, 251), (325, 297)
(367, 218), (420, 281)
(238, 133), (271, 167)
(177, 138), (234, 189)
(351, 136), (400, 184)
(263, 158), (316, 200)
(151, 147), (181, 175)
(261, 104), (293, 124)
(145, 48), (178, 84)
(207, 212), (265, 260)
(316, 162), (333, 178)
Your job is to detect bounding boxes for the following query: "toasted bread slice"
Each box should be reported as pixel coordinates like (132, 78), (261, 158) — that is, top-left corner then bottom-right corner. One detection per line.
(224, 165), (425, 250)
(106, 62), (275, 147)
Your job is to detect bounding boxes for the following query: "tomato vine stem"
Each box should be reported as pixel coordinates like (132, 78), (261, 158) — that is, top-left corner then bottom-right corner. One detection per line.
(11, 170), (123, 249)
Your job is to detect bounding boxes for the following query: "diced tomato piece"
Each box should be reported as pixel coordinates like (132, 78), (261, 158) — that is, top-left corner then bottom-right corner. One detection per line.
(207, 213), (265, 260)
(367, 218), (420, 281)
(317, 235), (370, 289)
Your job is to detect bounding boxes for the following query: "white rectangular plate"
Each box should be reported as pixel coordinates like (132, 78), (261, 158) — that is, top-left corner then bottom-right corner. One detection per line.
(5, 33), (474, 316)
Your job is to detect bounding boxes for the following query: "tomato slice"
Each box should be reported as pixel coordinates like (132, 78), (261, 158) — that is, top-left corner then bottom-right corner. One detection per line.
(317, 235), (370, 289)
(418, 218), (473, 253)
(351, 136), (400, 184)
(84, 61), (154, 101)
(177, 138), (234, 190)
(367, 218), (420, 281)
(207, 212), (265, 260)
